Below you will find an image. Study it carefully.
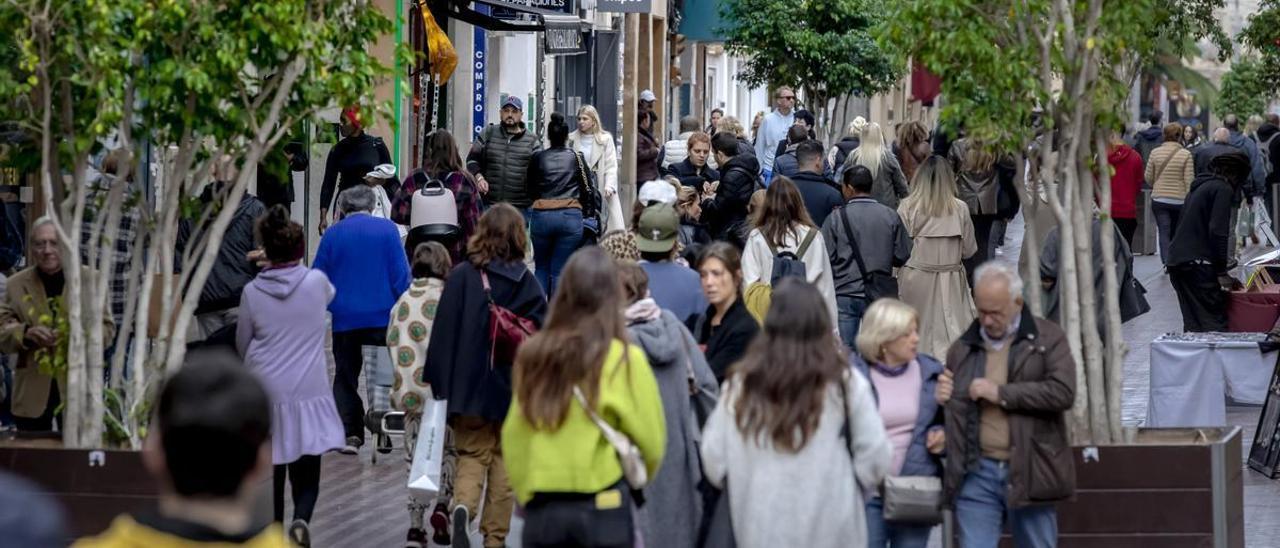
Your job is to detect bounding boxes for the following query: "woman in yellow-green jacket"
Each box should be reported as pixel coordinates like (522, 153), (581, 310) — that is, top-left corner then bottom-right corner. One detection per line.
(502, 246), (666, 548)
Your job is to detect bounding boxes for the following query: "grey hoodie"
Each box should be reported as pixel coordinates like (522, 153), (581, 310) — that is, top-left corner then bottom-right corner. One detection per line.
(627, 310), (719, 548)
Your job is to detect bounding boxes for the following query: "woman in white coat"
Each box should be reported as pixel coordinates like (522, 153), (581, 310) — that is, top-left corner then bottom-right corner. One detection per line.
(567, 105), (625, 232)
(740, 176), (838, 326)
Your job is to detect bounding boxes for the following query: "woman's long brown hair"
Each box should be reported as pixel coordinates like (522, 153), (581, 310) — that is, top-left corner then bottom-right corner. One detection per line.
(731, 278), (848, 453)
(754, 176), (816, 249)
(514, 247), (631, 429)
(467, 204), (527, 268)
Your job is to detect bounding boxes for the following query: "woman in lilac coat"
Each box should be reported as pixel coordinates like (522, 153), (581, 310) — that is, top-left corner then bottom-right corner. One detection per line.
(236, 205), (344, 547)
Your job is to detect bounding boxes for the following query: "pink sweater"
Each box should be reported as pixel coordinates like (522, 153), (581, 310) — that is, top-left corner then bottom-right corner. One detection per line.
(869, 360), (922, 476)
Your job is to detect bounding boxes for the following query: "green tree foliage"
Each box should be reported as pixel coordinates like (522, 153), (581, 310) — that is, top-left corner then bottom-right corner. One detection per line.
(719, 0), (900, 132)
(1241, 0), (1280, 88)
(1218, 59), (1273, 118)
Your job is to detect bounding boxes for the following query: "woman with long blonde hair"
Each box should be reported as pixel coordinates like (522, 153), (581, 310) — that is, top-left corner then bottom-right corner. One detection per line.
(845, 123), (909, 209)
(568, 105), (625, 232)
(896, 157), (977, 358)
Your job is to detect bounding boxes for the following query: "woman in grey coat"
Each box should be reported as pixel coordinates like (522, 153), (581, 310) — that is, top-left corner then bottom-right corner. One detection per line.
(842, 122), (908, 209)
(619, 260), (719, 548)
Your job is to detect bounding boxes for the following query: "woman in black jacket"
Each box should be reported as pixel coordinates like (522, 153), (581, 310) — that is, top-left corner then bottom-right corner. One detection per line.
(527, 112), (590, 295)
(694, 242), (760, 382)
(423, 204), (548, 548)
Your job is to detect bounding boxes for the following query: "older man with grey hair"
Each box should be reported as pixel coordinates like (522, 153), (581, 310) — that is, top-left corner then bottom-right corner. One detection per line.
(313, 185), (410, 454)
(934, 260), (1076, 548)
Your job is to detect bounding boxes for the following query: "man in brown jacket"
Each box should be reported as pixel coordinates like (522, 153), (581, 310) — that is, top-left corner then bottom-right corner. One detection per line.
(0, 219), (114, 432)
(937, 260), (1076, 547)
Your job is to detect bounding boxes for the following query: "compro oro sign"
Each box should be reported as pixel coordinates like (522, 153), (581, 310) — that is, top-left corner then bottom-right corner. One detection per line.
(596, 0), (650, 13)
(542, 14), (585, 55)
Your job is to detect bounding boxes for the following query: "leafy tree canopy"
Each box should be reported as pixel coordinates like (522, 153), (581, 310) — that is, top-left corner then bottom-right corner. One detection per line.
(1241, 0), (1280, 89)
(1218, 58), (1273, 118)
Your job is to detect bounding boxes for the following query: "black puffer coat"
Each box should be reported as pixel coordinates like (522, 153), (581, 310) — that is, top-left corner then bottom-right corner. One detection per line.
(701, 154), (761, 242)
(467, 123), (543, 208)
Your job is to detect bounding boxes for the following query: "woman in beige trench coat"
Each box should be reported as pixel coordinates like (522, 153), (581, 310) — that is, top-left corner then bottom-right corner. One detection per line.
(896, 157), (977, 358)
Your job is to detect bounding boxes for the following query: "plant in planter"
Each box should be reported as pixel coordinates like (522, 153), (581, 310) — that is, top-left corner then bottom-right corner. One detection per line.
(0, 0), (413, 450)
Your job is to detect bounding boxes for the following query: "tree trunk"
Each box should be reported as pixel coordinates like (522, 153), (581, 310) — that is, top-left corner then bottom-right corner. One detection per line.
(1095, 130), (1126, 443)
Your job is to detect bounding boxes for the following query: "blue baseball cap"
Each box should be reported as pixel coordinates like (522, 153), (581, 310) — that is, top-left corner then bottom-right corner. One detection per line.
(501, 96), (524, 111)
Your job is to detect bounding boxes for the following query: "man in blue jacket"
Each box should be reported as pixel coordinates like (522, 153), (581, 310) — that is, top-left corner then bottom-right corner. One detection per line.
(313, 185), (410, 454)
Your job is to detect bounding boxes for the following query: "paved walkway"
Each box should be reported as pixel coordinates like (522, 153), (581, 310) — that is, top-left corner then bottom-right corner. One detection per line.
(301, 212), (1280, 547)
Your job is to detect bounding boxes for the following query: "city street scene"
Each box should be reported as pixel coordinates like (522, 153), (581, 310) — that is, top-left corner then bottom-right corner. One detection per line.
(2, 0), (1280, 547)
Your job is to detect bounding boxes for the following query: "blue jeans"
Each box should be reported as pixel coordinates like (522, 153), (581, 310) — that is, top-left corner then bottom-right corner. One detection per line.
(956, 458), (1058, 548)
(865, 496), (933, 548)
(837, 296), (869, 350)
(531, 208), (583, 296)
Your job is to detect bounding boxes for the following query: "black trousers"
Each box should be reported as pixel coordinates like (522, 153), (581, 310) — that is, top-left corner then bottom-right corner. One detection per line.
(13, 380), (60, 432)
(1169, 263), (1228, 332)
(273, 454), (322, 523)
(1115, 218), (1138, 250)
(522, 483), (634, 548)
(331, 327), (388, 442)
(964, 215), (998, 286)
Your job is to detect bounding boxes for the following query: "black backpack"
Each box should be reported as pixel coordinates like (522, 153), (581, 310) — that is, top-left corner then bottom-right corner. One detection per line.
(766, 229), (818, 285)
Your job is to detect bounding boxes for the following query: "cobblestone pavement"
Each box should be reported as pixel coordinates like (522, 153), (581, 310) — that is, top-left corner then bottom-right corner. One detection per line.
(301, 212), (1280, 547)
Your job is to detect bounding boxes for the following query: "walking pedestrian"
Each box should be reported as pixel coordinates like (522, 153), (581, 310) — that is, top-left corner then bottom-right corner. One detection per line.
(951, 139), (1017, 280)
(821, 166), (912, 349)
(235, 206), (343, 544)
(1220, 114), (1268, 198)
(529, 112), (590, 295)
(894, 121), (932, 184)
(829, 117), (866, 179)
(701, 132), (762, 242)
(424, 204), (548, 548)
(74, 350), (286, 547)
(1133, 111), (1164, 164)
(1146, 122), (1195, 265)
(389, 242), (457, 547)
(755, 86), (797, 176)
(1168, 150), (1251, 332)
(1107, 128), (1145, 247)
(313, 186), (411, 455)
(637, 111), (662, 185)
(772, 109), (818, 160)
(666, 131), (720, 192)
(707, 108), (724, 135)
(790, 140), (844, 227)
(660, 115), (704, 172)
(319, 106), (392, 234)
(617, 260), (718, 548)
(676, 185), (712, 264)
(502, 247), (665, 548)
(467, 95), (542, 212)
(850, 299), (945, 548)
(1040, 218), (1150, 329)
(1259, 114), (1280, 220)
(844, 123), (909, 209)
(740, 176), (838, 324)
(364, 163), (403, 235)
(700, 279), (893, 548)
(718, 115), (757, 161)
(938, 261), (1076, 548)
(568, 105), (624, 232)
(391, 129), (483, 264)
(635, 202), (707, 326)
(694, 242), (760, 382)
(897, 157), (977, 359)
(770, 125), (810, 179)
(0, 219), (113, 432)
(1182, 124), (1204, 152)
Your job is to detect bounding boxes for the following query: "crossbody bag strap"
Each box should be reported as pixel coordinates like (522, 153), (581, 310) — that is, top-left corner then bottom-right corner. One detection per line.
(838, 205), (871, 282)
(796, 226), (819, 258)
(573, 385), (630, 452)
(1152, 150), (1177, 183)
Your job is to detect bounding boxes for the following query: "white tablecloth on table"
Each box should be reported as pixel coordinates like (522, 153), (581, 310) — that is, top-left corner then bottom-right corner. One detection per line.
(1148, 336), (1276, 427)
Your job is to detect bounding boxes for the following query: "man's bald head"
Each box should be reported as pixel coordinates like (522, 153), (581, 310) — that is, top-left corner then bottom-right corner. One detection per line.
(1213, 127), (1231, 143)
(1223, 114), (1240, 131)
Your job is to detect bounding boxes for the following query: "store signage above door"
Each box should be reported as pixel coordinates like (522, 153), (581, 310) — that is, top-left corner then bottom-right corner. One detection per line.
(542, 14), (585, 55)
(596, 0), (650, 13)
(481, 0), (574, 17)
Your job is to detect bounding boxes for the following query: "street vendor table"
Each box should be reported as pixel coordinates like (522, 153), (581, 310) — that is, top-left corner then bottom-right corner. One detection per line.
(1147, 332), (1276, 427)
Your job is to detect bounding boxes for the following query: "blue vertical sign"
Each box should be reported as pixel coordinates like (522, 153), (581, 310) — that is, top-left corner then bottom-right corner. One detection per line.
(472, 3), (489, 139)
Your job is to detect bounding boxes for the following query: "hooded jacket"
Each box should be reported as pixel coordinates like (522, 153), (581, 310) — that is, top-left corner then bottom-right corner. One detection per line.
(1107, 144), (1144, 219)
(1168, 158), (1246, 271)
(1227, 129), (1267, 197)
(702, 154), (762, 241)
(627, 309), (719, 548)
(424, 260), (547, 422)
(1133, 125), (1164, 164)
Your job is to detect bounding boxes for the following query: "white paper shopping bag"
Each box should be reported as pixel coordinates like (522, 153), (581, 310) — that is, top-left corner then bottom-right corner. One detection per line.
(407, 399), (448, 500)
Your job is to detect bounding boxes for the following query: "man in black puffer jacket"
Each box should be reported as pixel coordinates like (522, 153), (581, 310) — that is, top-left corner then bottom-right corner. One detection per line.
(467, 95), (543, 211)
(701, 132), (761, 244)
(1167, 149), (1250, 332)
(177, 179), (266, 342)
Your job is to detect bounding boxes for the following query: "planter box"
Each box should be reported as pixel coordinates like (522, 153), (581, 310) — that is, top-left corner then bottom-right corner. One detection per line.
(1001, 427), (1244, 548)
(0, 441), (158, 538)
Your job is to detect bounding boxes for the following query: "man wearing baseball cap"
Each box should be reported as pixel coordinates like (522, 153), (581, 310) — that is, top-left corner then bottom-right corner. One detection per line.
(636, 202), (707, 326)
(466, 94), (542, 212)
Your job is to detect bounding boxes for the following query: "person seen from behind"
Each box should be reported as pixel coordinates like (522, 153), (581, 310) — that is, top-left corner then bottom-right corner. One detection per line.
(235, 205), (344, 546)
(424, 204), (548, 548)
(938, 261), (1076, 548)
(790, 140), (843, 226)
(74, 349), (285, 548)
(1106, 127), (1145, 247)
(388, 242), (458, 547)
(1146, 122), (1196, 265)
(844, 122), (909, 209)
(700, 132), (762, 243)
(850, 299), (945, 548)
(694, 243), (760, 383)
(894, 121), (932, 183)
(502, 247), (666, 548)
(700, 279), (893, 548)
(392, 130), (483, 264)
(635, 202), (708, 327)
(771, 124), (811, 179)
(528, 112), (589, 295)
(740, 176), (838, 325)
